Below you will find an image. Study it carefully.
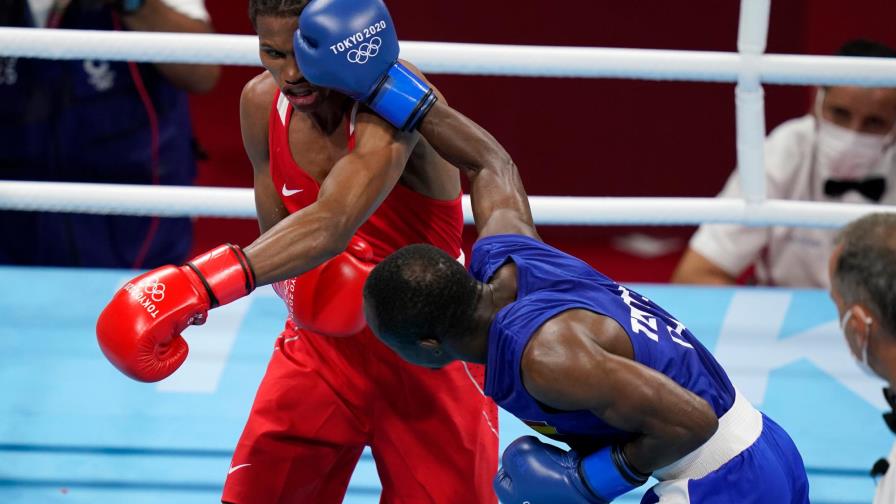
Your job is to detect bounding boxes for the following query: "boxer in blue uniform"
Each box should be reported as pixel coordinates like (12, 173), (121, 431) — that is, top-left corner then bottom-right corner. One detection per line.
(361, 99), (810, 502)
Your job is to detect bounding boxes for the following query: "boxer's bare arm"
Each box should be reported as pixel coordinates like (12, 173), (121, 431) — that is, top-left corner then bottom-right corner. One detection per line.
(240, 73), (290, 235)
(417, 101), (538, 240)
(522, 315), (719, 472)
(671, 248), (738, 285)
(239, 76), (418, 286)
(121, 0), (220, 93)
(394, 61), (461, 202)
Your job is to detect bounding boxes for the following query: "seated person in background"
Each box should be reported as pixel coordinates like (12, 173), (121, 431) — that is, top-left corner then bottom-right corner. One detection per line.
(0, 0), (219, 268)
(360, 94), (810, 501)
(672, 39), (896, 288)
(829, 212), (896, 504)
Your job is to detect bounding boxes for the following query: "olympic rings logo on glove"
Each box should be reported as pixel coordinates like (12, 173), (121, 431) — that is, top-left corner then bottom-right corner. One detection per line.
(144, 279), (166, 303)
(346, 37), (381, 64)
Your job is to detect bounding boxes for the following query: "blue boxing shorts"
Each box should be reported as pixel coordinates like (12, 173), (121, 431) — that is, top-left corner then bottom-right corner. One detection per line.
(642, 391), (809, 503)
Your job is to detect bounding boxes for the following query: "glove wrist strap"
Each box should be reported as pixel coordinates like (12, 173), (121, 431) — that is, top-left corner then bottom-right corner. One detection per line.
(367, 62), (437, 131)
(187, 244), (256, 307)
(579, 444), (650, 502)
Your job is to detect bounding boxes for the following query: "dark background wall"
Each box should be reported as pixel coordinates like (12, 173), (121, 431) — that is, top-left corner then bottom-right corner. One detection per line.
(187, 0), (896, 281)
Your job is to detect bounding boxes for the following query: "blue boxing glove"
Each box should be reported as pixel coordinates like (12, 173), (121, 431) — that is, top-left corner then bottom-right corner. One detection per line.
(293, 0), (436, 131)
(495, 436), (649, 504)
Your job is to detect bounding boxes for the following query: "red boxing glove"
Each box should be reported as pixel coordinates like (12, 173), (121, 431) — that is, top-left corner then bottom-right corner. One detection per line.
(276, 236), (375, 337)
(96, 244), (255, 382)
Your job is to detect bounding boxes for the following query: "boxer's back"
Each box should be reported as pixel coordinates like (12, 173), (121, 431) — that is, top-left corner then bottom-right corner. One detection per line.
(472, 234), (736, 448)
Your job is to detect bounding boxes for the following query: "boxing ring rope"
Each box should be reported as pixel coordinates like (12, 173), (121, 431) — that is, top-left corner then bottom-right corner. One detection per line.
(1, 181), (894, 228)
(2, 1), (896, 227)
(2, 27), (896, 86)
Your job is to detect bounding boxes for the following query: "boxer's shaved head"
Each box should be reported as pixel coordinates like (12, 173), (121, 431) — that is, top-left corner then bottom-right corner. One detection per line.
(249, 0), (310, 28)
(364, 244), (480, 368)
(832, 213), (896, 336)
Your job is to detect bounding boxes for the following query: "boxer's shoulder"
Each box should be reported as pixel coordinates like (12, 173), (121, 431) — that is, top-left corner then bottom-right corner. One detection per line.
(241, 72), (278, 112)
(240, 73), (278, 167)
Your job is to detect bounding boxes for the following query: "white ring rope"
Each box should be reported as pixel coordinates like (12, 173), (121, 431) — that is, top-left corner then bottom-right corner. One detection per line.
(1, 181), (894, 228)
(1, 28), (896, 86)
(732, 0), (770, 204)
(2, 23), (896, 228)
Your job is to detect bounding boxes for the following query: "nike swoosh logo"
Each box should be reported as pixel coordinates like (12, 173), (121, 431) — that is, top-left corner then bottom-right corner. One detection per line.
(228, 463), (251, 474)
(282, 184), (303, 197)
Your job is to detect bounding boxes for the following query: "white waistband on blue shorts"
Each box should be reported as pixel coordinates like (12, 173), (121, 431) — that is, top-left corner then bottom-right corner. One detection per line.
(653, 389), (763, 481)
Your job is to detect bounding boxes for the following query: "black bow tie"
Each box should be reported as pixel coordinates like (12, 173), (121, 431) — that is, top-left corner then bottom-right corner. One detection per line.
(884, 387), (896, 434)
(824, 176), (887, 202)
(872, 388), (895, 479)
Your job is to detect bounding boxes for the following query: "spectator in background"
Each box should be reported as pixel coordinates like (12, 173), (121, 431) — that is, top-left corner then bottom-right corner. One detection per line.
(672, 39), (896, 288)
(828, 212), (896, 503)
(0, 0), (219, 268)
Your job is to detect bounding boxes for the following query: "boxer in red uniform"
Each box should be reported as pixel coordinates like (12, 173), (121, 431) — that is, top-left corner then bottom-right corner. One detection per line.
(95, 0), (498, 502)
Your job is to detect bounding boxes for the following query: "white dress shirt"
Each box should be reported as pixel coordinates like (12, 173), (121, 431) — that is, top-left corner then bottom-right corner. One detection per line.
(689, 115), (896, 288)
(875, 442), (896, 504)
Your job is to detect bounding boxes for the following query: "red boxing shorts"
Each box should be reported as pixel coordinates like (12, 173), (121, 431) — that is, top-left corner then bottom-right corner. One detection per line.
(222, 321), (499, 503)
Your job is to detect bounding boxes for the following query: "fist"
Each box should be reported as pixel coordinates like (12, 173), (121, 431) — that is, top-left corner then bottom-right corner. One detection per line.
(275, 236), (376, 337)
(294, 0), (436, 130)
(495, 436), (603, 504)
(96, 266), (208, 382)
(293, 0), (399, 101)
(96, 244), (254, 382)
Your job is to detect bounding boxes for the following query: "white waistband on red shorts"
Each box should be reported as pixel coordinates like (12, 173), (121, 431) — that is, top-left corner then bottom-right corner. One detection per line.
(653, 389), (763, 481)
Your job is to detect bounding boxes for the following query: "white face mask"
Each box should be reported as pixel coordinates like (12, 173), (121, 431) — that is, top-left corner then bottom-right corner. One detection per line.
(840, 310), (880, 379)
(814, 90), (894, 179)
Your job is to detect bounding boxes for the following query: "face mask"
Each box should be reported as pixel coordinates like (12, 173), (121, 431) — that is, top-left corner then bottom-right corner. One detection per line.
(814, 90), (894, 178)
(840, 310), (879, 379)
